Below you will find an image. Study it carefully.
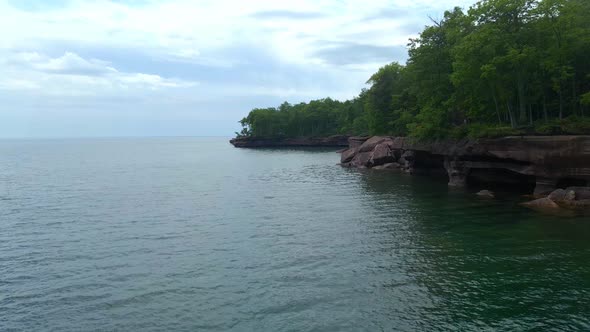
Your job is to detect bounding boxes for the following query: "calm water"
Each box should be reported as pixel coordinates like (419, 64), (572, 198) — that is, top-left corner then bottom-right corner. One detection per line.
(1, 137), (590, 331)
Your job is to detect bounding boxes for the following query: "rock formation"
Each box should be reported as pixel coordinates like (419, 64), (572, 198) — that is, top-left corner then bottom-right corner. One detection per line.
(340, 136), (590, 200)
(521, 187), (590, 212)
(476, 190), (495, 198)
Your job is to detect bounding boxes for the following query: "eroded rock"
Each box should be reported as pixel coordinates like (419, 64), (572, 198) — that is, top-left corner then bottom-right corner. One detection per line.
(338, 135), (590, 196)
(358, 136), (391, 153)
(340, 148), (358, 164)
(370, 143), (395, 166)
(444, 158), (469, 187)
(521, 197), (561, 210)
(351, 151), (372, 168)
(373, 162), (401, 170)
(476, 190), (495, 198)
(548, 189), (575, 202)
(565, 187), (590, 200)
(558, 199), (590, 210)
(349, 136), (370, 149)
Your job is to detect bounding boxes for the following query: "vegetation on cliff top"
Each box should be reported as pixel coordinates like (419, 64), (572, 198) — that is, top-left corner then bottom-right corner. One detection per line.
(236, 0), (590, 140)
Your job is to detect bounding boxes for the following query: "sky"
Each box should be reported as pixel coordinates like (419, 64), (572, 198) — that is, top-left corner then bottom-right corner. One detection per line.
(0, 0), (477, 138)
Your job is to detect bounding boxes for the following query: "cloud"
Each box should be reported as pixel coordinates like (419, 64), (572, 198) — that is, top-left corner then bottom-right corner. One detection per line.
(313, 41), (407, 66)
(0, 51), (197, 94)
(117, 72), (196, 89)
(362, 8), (411, 21)
(0, 0), (480, 137)
(33, 52), (117, 75)
(250, 10), (324, 20)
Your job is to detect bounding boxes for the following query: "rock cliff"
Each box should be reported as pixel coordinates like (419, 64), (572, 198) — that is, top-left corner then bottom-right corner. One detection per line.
(340, 136), (590, 197)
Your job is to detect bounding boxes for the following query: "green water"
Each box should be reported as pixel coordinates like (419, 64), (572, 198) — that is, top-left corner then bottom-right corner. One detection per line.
(1, 137), (589, 331)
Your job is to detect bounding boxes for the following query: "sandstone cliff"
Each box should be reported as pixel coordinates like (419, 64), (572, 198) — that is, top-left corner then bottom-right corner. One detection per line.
(340, 136), (590, 197)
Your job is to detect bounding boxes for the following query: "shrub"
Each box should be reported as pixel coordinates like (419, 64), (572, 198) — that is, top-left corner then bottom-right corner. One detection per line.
(535, 116), (590, 135)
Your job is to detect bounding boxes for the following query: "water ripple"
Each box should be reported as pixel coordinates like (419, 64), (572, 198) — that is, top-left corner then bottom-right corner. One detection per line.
(1, 138), (589, 331)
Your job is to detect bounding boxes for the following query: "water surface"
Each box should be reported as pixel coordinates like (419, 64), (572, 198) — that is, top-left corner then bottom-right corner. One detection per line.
(1, 137), (589, 331)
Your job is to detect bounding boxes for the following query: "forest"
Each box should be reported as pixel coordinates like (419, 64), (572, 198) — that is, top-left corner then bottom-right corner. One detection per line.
(237, 0), (590, 140)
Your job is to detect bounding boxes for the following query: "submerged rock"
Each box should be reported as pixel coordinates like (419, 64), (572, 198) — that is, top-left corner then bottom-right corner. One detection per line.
(476, 190), (495, 198)
(373, 162), (401, 170)
(558, 199), (590, 210)
(383, 162), (401, 169)
(521, 197), (561, 210)
(565, 187), (590, 200)
(548, 189), (575, 202)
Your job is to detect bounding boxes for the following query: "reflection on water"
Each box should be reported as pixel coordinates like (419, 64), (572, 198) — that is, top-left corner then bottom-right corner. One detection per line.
(357, 169), (590, 331)
(0, 138), (589, 331)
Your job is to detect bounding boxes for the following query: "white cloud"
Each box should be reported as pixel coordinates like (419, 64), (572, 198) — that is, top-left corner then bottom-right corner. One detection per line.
(0, 51), (197, 95)
(0, 0), (477, 67)
(0, 0), (480, 137)
(33, 51), (117, 75)
(118, 73), (196, 89)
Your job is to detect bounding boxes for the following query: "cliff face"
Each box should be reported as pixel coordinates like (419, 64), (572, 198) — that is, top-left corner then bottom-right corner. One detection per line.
(230, 135), (349, 148)
(340, 136), (590, 196)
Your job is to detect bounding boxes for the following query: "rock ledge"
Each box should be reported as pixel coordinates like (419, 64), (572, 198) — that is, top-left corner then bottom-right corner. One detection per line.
(340, 135), (590, 200)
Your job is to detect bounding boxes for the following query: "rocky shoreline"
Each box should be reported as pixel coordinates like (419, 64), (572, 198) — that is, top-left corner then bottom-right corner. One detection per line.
(339, 135), (590, 212)
(229, 135), (349, 148)
(229, 134), (590, 213)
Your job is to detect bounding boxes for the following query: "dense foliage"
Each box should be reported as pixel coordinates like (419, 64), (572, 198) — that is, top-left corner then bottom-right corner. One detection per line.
(237, 0), (590, 140)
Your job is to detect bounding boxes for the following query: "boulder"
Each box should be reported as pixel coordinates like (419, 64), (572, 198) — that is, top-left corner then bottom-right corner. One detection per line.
(559, 199), (590, 210)
(373, 162), (401, 170)
(340, 148), (358, 164)
(351, 151), (372, 168)
(476, 190), (495, 198)
(388, 137), (405, 150)
(565, 187), (590, 200)
(348, 136), (370, 149)
(521, 197), (560, 210)
(370, 143), (396, 166)
(548, 189), (575, 202)
(358, 136), (391, 153)
(382, 162), (401, 169)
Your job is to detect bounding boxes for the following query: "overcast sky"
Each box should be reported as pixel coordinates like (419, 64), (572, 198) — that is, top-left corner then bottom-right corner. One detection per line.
(0, 0), (477, 138)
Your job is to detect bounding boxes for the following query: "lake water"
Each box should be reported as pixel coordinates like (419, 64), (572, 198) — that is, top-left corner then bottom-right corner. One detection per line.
(1, 137), (589, 331)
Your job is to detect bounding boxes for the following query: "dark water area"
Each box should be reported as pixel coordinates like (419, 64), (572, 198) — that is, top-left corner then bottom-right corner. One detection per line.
(1, 137), (589, 331)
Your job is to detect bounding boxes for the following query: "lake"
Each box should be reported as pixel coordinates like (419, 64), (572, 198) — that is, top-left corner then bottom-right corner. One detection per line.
(1, 137), (589, 331)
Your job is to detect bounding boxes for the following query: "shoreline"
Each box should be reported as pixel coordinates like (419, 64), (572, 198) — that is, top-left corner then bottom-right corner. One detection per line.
(229, 135), (350, 148)
(231, 134), (590, 213)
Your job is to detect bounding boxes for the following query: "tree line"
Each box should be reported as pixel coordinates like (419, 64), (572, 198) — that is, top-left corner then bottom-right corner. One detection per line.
(237, 0), (590, 140)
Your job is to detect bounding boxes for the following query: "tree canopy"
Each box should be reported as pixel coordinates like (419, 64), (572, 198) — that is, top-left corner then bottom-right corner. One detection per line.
(237, 0), (590, 140)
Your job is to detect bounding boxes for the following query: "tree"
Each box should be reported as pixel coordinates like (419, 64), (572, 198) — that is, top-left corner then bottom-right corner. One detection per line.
(236, 0), (590, 140)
